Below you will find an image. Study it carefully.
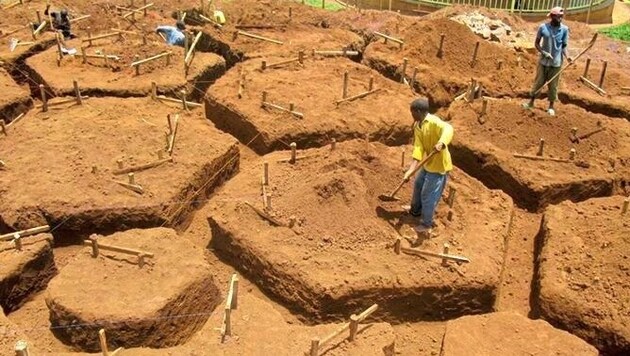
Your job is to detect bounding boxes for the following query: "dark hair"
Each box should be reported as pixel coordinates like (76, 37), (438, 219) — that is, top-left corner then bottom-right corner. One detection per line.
(60, 9), (68, 18)
(176, 21), (186, 30)
(410, 98), (430, 113)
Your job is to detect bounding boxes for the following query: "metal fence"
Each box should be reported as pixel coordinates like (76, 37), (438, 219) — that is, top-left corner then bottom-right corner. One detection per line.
(404, 0), (605, 13)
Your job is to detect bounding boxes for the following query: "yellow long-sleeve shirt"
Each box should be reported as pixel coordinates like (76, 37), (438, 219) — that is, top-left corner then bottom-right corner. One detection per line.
(411, 113), (454, 174)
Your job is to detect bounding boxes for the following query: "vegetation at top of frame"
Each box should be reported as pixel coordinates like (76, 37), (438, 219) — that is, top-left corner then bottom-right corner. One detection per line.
(598, 22), (630, 42)
(303, 0), (346, 11)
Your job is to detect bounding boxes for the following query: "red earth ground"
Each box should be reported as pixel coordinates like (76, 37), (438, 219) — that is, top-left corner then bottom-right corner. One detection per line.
(0, 1), (628, 355)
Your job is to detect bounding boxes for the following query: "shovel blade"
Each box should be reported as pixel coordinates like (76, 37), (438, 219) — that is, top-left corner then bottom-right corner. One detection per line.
(378, 194), (400, 202)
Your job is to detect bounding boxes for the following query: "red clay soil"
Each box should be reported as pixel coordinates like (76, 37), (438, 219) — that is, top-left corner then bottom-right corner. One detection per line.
(0, 97), (239, 237)
(25, 37), (226, 100)
(441, 312), (598, 355)
(0, 309), (30, 356)
(363, 16), (537, 107)
(446, 98), (630, 211)
(0, 234), (56, 314)
(537, 196), (630, 355)
(46, 227), (220, 352)
(206, 56), (417, 154)
(208, 140), (513, 322)
(0, 67), (32, 123)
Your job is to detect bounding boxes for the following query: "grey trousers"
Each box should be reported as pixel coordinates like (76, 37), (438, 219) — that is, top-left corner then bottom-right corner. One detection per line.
(531, 63), (562, 102)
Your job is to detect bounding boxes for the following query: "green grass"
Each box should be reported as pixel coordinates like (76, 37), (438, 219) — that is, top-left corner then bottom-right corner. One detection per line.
(598, 22), (630, 42)
(303, 0), (346, 11)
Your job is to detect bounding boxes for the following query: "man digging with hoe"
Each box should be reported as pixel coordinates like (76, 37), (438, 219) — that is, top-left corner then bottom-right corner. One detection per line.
(380, 98), (453, 246)
(522, 6), (572, 116)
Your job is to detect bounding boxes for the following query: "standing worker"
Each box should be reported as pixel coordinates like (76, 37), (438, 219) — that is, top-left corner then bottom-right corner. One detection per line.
(404, 98), (454, 238)
(522, 7), (572, 116)
(156, 21), (186, 47)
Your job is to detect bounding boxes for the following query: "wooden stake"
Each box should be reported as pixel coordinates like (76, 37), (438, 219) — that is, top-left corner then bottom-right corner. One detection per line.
(569, 148), (576, 160)
(261, 91), (267, 107)
(497, 60), (503, 70)
(224, 305), (232, 337)
(349, 314), (359, 341)
(0, 120), (6, 136)
(374, 31), (403, 48)
(14, 340), (29, 356)
(263, 161), (269, 185)
(89, 235), (99, 257)
(598, 60), (608, 89)
(437, 33), (445, 57)
(471, 41), (480, 67)
(13, 234), (22, 251)
(98, 329), (109, 356)
(342, 71), (349, 99)
(331, 138), (336, 150)
(481, 98), (488, 116)
(447, 186), (456, 208)
(128, 173), (136, 185)
(537, 138), (545, 157)
(73, 80), (83, 105)
(112, 157), (173, 175)
(39, 84), (48, 112)
(130, 51), (172, 67)
(230, 274), (239, 309)
(410, 67), (418, 88)
(134, 55), (140, 75)
(298, 50), (304, 64)
(401, 58), (408, 83)
(181, 89), (188, 111)
(622, 198), (629, 215)
(583, 57), (591, 78)
(80, 47), (87, 64)
(290, 142), (297, 164)
(441, 243), (450, 266)
(117, 159), (124, 169)
(513, 153), (571, 163)
(447, 210), (453, 221)
(36, 10), (42, 24)
(310, 339), (319, 356)
(394, 237), (401, 254)
(368, 76), (374, 91)
(82, 240), (153, 258)
(151, 81), (157, 99)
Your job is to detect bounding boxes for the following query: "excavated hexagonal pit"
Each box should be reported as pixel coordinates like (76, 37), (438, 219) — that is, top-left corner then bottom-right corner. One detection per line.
(446, 98), (630, 211)
(46, 227), (219, 351)
(536, 196), (630, 355)
(0, 234), (56, 314)
(206, 57), (416, 154)
(0, 97), (239, 238)
(209, 140), (513, 323)
(24, 38), (226, 101)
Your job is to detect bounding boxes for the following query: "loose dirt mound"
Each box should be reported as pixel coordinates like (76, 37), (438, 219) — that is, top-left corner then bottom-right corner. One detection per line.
(363, 16), (536, 107)
(0, 234), (56, 313)
(0, 68), (31, 123)
(206, 56), (416, 153)
(46, 227), (220, 352)
(25, 36), (225, 100)
(442, 312), (598, 355)
(537, 196), (630, 355)
(0, 97), (239, 237)
(209, 140), (513, 322)
(0, 309), (30, 356)
(447, 98), (630, 210)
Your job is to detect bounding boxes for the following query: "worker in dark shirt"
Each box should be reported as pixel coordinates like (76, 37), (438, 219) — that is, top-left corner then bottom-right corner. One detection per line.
(44, 4), (75, 39)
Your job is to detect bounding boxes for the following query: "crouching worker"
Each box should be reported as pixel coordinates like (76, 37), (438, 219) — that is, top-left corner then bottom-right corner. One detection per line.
(44, 3), (76, 40)
(156, 21), (186, 47)
(404, 98), (454, 239)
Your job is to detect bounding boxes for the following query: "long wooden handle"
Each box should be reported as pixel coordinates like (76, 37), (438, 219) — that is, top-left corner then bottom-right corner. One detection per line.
(390, 149), (439, 196)
(534, 33), (598, 96)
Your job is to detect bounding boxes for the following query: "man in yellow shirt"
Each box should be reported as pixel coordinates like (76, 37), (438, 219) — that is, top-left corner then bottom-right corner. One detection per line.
(403, 98), (454, 235)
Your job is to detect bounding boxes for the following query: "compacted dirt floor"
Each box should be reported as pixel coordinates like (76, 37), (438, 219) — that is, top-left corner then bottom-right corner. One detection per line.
(1, 0), (629, 355)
